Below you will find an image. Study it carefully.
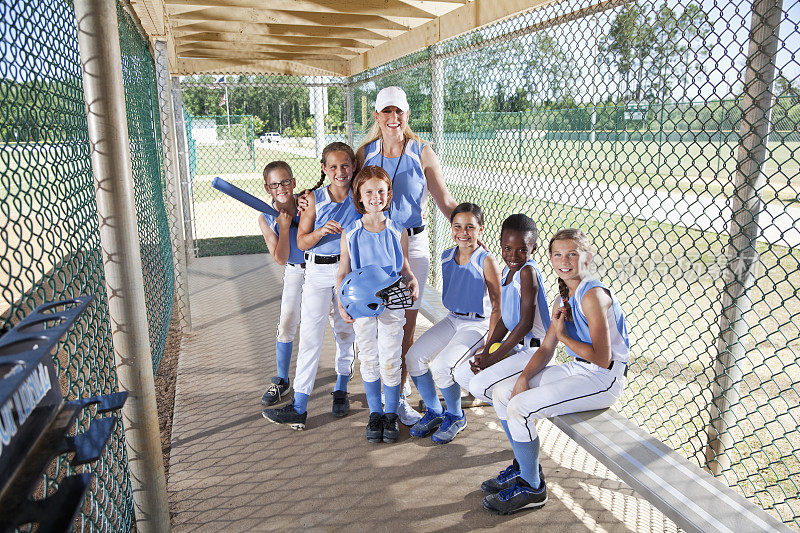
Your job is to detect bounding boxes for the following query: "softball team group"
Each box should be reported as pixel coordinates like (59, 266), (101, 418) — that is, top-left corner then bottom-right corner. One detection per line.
(256, 87), (631, 515)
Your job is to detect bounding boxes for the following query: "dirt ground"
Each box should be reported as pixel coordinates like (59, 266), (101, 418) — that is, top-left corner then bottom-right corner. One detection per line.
(155, 304), (182, 473)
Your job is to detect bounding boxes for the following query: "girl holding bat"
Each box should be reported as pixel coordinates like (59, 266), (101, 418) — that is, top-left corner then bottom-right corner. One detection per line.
(263, 142), (360, 430)
(257, 161), (305, 408)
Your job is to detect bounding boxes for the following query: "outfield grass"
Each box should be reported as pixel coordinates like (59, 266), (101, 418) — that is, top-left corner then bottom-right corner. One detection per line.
(439, 138), (799, 206)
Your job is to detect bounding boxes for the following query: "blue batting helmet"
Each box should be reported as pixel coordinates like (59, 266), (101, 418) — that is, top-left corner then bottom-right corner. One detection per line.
(339, 265), (413, 319)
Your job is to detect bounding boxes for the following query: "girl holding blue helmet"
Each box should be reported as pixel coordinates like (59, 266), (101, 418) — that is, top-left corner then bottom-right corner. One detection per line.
(337, 166), (419, 443)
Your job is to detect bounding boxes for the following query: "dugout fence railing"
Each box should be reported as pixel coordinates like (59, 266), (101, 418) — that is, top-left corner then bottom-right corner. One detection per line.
(177, 0), (800, 528)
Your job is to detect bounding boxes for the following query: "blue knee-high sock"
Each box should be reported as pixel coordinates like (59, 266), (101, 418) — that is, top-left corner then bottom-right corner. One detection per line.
(363, 379), (383, 414)
(384, 384), (401, 414)
(293, 392), (310, 414)
(411, 371), (442, 414)
(335, 374), (349, 392)
(500, 419), (521, 471)
(275, 341), (292, 381)
(500, 419), (513, 443)
(442, 383), (463, 417)
(512, 437), (541, 489)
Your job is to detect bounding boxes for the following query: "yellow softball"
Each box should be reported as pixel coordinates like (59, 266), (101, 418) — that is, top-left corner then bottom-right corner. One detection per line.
(488, 342), (503, 354)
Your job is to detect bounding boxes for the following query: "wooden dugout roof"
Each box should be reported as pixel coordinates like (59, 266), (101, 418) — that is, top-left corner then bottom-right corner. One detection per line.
(128, 0), (555, 76)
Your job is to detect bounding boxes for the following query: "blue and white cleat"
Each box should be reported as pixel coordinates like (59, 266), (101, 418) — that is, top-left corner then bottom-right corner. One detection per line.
(430, 411), (466, 444)
(409, 408), (445, 437)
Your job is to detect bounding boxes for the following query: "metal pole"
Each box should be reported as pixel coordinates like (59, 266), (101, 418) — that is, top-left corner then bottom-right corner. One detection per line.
(705, 0), (783, 476)
(172, 77), (196, 257)
(154, 40), (191, 331)
(74, 0), (170, 530)
(345, 83), (355, 148)
(430, 44), (447, 290)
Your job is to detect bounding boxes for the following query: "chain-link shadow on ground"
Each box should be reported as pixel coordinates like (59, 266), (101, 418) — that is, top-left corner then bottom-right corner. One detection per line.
(167, 254), (679, 531)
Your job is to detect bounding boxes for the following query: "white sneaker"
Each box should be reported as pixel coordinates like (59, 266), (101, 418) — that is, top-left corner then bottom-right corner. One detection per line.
(397, 396), (423, 426)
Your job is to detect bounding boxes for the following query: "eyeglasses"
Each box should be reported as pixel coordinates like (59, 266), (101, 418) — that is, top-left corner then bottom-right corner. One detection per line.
(267, 178), (293, 190)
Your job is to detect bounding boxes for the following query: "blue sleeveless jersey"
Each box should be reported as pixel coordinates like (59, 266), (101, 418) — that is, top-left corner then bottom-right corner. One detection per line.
(440, 246), (491, 316)
(311, 186), (359, 256)
(562, 278), (630, 362)
(363, 138), (427, 229)
(262, 209), (305, 265)
(345, 217), (404, 276)
(500, 259), (551, 341)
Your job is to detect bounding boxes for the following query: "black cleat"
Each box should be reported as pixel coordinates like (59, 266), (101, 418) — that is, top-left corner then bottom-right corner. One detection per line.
(262, 403), (307, 430)
(382, 413), (400, 443)
(331, 390), (350, 418)
(482, 478), (547, 514)
(366, 412), (384, 443)
(482, 462), (543, 494)
(261, 377), (290, 406)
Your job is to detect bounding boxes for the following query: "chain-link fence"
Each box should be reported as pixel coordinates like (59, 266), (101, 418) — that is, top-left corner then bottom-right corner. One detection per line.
(178, 0), (799, 528)
(180, 76), (349, 256)
(0, 1), (177, 529)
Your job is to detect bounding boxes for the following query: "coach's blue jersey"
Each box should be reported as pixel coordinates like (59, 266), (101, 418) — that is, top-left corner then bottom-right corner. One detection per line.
(363, 138), (427, 229)
(561, 278), (630, 362)
(262, 209), (305, 265)
(345, 217), (404, 276)
(311, 186), (359, 256)
(441, 246), (491, 316)
(500, 259), (550, 342)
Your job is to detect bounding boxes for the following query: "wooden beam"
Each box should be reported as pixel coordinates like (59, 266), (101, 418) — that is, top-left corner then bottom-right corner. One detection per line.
(172, 21), (396, 40)
(176, 41), (360, 58)
(349, 0), (558, 75)
(179, 48), (348, 62)
(169, 7), (412, 31)
(176, 57), (347, 76)
(175, 32), (375, 50)
(165, 0), (444, 19)
(129, 0), (167, 35)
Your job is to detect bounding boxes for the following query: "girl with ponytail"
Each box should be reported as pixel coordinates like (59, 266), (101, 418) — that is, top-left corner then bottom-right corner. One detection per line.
(481, 228), (631, 515)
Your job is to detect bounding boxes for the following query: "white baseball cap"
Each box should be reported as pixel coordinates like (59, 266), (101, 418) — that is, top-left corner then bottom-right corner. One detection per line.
(374, 86), (409, 113)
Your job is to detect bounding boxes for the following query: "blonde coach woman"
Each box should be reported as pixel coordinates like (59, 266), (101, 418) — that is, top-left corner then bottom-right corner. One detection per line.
(356, 86), (458, 425)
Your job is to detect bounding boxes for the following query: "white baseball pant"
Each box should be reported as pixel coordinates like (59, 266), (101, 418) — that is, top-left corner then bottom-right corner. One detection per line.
(275, 263), (305, 343)
(452, 346), (533, 404)
(406, 313), (488, 388)
(492, 359), (626, 442)
(407, 230), (430, 311)
(293, 260), (356, 396)
(353, 308), (406, 386)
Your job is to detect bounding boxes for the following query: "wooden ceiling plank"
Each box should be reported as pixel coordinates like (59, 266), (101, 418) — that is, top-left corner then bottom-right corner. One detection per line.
(172, 21), (397, 40)
(165, 0), (461, 19)
(349, 0), (556, 75)
(180, 48), (348, 64)
(176, 57), (345, 76)
(175, 32), (374, 50)
(169, 7), (412, 31)
(177, 42), (360, 57)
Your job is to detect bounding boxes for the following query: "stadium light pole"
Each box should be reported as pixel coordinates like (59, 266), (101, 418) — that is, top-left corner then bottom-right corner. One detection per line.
(705, 0), (783, 476)
(74, 0), (170, 530)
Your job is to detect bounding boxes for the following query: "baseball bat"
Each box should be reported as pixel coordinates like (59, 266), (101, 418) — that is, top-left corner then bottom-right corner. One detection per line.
(212, 177), (341, 245)
(212, 176), (280, 218)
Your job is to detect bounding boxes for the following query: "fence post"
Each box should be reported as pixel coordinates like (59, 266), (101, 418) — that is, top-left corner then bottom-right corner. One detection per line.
(430, 44), (446, 289)
(345, 82), (355, 147)
(154, 40), (192, 331)
(705, 0), (783, 476)
(73, 0), (170, 530)
(172, 78), (196, 257)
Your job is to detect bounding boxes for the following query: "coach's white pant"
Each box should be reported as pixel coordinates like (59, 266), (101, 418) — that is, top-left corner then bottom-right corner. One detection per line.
(452, 347), (532, 404)
(493, 359), (626, 442)
(275, 263), (305, 342)
(406, 313), (488, 388)
(353, 308), (405, 386)
(407, 230), (430, 311)
(293, 261), (356, 396)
